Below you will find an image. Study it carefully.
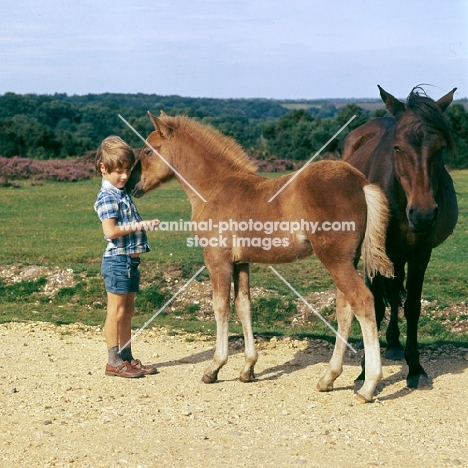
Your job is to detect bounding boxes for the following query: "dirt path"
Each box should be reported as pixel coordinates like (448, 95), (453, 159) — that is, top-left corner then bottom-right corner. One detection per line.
(1, 321), (467, 467)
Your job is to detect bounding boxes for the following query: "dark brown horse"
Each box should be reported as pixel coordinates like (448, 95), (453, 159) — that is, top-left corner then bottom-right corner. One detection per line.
(128, 112), (394, 403)
(342, 85), (458, 389)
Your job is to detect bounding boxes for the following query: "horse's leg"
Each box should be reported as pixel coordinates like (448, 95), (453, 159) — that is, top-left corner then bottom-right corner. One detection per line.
(385, 261), (406, 360)
(404, 250), (432, 389)
(316, 287), (353, 390)
(356, 274), (386, 348)
(201, 257), (232, 384)
(371, 274), (387, 331)
(233, 263), (258, 382)
(355, 270), (403, 381)
(318, 264), (382, 403)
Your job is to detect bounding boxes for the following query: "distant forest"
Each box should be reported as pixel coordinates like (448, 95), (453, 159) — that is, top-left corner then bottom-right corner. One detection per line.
(0, 92), (467, 175)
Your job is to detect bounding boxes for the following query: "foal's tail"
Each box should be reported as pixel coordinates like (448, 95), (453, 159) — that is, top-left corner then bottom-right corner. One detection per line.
(361, 184), (394, 280)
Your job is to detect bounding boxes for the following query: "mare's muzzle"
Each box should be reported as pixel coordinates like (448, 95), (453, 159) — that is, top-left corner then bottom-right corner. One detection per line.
(407, 204), (439, 233)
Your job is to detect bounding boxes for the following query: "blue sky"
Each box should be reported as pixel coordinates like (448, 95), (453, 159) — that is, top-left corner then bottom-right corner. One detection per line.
(1, 0), (467, 100)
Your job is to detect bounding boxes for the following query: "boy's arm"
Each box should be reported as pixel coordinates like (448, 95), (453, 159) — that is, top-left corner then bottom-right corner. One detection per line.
(101, 218), (160, 239)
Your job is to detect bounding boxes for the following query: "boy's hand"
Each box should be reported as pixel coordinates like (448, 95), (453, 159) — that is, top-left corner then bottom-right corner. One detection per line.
(146, 219), (160, 230)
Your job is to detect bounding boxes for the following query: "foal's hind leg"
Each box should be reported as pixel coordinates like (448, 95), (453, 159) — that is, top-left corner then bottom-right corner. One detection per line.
(201, 257), (232, 384)
(316, 288), (353, 391)
(233, 263), (258, 382)
(319, 265), (382, 403)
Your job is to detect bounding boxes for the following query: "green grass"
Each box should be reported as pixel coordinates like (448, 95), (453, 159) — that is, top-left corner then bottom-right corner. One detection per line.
(424, 170), (468, 305)
(0, 171), (467, 345)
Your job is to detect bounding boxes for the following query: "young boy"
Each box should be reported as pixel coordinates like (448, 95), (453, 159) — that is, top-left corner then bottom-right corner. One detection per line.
(94, 135), (160, 378)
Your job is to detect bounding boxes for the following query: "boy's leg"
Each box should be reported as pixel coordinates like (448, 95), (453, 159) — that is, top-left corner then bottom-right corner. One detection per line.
(118, 292), (159, 375)
(118, 292), (135, 362)
(105, 292), (128, 350)
(104, 291), (143, 378)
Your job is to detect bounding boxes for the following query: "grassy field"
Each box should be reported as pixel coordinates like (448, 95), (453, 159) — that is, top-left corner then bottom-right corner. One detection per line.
(0, 171), (467, 344)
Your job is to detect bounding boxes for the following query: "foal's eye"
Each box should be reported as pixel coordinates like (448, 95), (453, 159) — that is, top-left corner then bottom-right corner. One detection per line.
(144, 147), (153, 156)
(394, 146), (402, 153)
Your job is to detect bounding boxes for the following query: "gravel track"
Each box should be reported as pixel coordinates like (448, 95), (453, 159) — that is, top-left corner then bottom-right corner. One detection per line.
(1, 321), (467, 467)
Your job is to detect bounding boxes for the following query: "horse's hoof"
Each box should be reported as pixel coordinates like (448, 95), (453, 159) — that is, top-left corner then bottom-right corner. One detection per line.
(385, 346), (405, 360)
(201, 375), (215, 384)
(239, 374), (255, 383)
(355, 393), (371, 404)
(316, 381), (333, 392)
(239, 368), (255, 383)
(353, 379), (364, 394)
(201, 370), (219, 384)
(407, 372), (432, 390)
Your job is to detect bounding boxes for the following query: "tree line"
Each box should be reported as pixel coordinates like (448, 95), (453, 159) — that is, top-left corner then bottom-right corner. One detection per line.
(0, 92), (467, 169)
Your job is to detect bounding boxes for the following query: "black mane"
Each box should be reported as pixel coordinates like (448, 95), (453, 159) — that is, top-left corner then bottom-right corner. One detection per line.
(407, 87), (456, 154)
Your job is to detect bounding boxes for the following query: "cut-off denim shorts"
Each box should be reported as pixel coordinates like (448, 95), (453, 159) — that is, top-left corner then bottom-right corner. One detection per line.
(101, 255), (141, 294)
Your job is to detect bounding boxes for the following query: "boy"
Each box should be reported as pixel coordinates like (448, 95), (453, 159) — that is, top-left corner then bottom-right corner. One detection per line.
(94, 135), (160, 378)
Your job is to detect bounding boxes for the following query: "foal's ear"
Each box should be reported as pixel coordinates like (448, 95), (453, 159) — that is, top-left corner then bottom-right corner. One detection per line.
(437, 88), (457, 113)
(147, 111), (172, 138)
(378, 85), (406, 119)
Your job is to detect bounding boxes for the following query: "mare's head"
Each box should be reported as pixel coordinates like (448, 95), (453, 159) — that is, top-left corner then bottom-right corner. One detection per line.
(127, 111), (176, 198)
(379, 85), (456, 233)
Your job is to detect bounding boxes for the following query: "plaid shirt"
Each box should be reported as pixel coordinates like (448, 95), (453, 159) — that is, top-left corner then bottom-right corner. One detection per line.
(94, 179), (150, 257)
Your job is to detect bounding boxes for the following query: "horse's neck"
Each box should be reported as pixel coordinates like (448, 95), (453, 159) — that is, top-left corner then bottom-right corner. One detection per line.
(369, 128), (397, 191)
(173, 143), (250, 205)
(434, 167), (458, 242)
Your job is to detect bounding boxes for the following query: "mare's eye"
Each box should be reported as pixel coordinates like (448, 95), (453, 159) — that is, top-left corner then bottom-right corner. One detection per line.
(394, 146), (401, 153)
(144, 147), (152, 156)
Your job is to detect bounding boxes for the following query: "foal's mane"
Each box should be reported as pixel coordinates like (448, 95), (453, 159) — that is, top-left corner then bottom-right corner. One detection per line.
(162, 115), (258, 174)
(406, 87), (456, 154)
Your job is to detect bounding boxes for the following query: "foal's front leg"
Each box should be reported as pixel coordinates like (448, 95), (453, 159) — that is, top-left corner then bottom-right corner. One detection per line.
(233, 263), (258, 382)
(201, 258), (232, 384)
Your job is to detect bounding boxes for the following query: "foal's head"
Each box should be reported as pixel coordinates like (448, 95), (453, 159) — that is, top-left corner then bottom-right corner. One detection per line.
(127, 112), (176, 197)
(379, 85), (456, 233)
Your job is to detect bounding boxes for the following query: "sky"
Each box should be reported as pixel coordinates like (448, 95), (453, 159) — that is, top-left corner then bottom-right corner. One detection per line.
(1, 0), (467, 100)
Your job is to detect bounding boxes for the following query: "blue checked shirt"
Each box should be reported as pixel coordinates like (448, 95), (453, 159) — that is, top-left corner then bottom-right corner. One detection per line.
(94, 179), (150, 257)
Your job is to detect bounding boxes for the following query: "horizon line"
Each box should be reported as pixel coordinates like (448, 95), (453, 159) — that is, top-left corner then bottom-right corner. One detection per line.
(1, 90), (466, 102)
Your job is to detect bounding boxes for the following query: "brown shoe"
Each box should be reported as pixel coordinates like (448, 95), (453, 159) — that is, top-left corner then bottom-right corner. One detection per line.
(105, 361), (145, 378)
(131, 359), (158, 375)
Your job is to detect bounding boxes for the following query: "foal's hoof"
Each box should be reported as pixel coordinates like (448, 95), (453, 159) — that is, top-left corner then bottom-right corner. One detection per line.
(316, 380), (333, 393)
(407, 372), (432, 390)
(354, 393), (371, 404)
(353, 379), (364, 394)
(201, 370), (219, 384)
(239, 368), (255, 383)
(385, 346), (404, 360)
(239, 374), (255, 383)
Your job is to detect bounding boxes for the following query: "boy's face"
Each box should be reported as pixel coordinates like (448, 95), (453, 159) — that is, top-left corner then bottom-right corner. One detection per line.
(99, 163), (131, 190)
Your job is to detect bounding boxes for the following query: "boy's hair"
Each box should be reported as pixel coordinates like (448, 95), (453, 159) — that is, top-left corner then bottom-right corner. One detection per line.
(95, 136), (135, 173)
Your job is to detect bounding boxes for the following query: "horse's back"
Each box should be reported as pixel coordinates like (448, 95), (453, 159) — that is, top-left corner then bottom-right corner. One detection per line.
(291, 160), (369, 228)
(297, 160), (368, 196)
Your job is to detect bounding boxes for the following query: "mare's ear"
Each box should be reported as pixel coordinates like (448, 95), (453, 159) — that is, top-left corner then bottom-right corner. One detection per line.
(147, 111), (172, 138)
(378, 85), (406, 119)
(437, 88), (457, 113)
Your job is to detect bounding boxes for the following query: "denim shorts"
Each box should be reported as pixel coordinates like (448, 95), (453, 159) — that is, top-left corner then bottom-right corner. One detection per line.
(101, 255), (141, 294)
